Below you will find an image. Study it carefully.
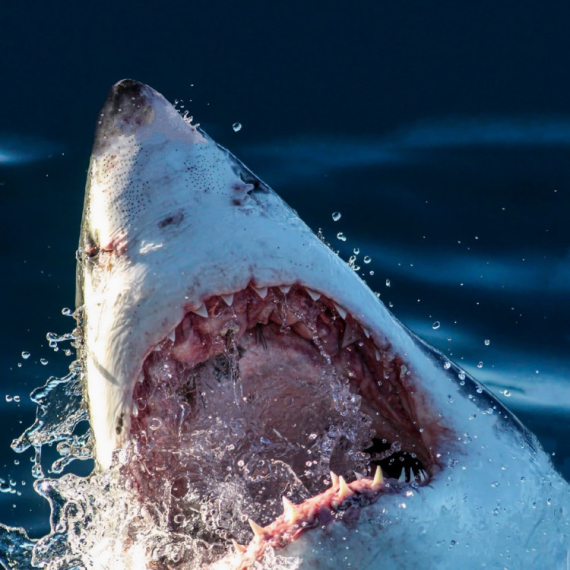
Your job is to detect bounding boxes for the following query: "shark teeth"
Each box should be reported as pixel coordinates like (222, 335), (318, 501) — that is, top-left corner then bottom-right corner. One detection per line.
(279, 285), (291, 294)
(306, 288), (321, 301)
(398, 468), (407, 483)
(372, 465), (384, 488)
(167, 329), (176, 342)
(225, 469), (391, 565)
(334, 303), (347, 319)
(232, 539), (247, 553)
(282, 496), (298, 524)
(337, 476), (355, 501)
(253, 286), (268, 299)
(330, 471), (340, 488)
(191, 304), (209, 318)
(221, 293), (234, 306)
(248, 518), (267, 539)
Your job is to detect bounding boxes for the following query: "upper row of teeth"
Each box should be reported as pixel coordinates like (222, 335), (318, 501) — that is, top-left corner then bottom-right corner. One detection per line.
(165, 285), (374, 345)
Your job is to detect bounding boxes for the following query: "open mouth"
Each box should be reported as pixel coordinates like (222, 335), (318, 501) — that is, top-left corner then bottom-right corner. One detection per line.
(125, 283), (436, 566)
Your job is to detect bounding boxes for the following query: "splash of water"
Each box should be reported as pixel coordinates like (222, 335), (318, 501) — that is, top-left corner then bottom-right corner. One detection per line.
(0, 304), (379, 569)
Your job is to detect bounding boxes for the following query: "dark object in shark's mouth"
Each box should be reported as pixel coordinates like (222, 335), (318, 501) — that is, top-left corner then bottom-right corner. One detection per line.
(124, 284), (436, 565)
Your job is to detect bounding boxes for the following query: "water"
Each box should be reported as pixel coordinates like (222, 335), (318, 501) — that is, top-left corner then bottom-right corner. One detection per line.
(0, 300), (379, 568)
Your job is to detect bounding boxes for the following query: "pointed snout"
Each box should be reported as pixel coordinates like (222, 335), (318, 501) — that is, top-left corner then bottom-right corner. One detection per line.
(92, 79), (156, 155)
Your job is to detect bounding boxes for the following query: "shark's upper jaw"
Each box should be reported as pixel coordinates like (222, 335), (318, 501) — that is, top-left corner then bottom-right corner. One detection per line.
(77, 80), (461, 566)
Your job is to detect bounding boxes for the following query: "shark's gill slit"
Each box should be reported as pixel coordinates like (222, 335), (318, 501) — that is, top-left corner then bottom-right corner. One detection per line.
(124, 284), (433, 558)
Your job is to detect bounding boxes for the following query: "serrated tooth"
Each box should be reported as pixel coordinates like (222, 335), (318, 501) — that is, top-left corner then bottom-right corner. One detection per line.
(282, 496), (298, 523)
(354, 471), (365, 480)
(306, 288), (321, 301)
(232, 539), (247, 553)
(334, 303), (347, 319)
(375, 348), (381, 361)
(338, 476), (354, 501)
(279, 285), (291, 294)
(168, 329), (176, 342)
(372, 465), (384, 488)
(363, 328), (370, 338)
(398, 468), (407, 483)
(330, 471), (339, 488)
(419, 469), (427, 483)
(248, 519), (266, 539)
(253, 286), (268, 299)
(221, 293), (234, 306)
(191, 304), (209, 318)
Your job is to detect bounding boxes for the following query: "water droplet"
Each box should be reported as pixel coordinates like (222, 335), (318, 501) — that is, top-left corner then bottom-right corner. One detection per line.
(21, 352), (30, 360)
(477, 362), (483, 368)
(443, 361), (451, 370)
(40, 359), (48, 366)
(484, 339), (490, 346)
(5, 395), (12, 402)
(232, 122), (242, 132)
(432, 321), (440, 330)
(332, 212), (342, 222)
(369, 270), (375, 275)
(13, 396), (20, 403)
(149, 417), (162, 430)
(364, 256), (371, 264)
(353, 247), (360, 255)
(336, 232), (347, 242)
(458, 372), (466, 381)
(386, 279), (391, 287)
(503, 389), (511, 397)
(61, 307), (72, 316)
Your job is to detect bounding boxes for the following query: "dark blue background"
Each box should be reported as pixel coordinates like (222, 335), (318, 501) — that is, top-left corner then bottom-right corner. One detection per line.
(1, 0), (570, 537)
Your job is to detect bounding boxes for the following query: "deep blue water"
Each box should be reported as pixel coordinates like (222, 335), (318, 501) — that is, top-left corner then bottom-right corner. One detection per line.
(1, 0), (570, 541)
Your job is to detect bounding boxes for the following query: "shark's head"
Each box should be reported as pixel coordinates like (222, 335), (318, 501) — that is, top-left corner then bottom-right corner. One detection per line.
(77, 80), (569, 568)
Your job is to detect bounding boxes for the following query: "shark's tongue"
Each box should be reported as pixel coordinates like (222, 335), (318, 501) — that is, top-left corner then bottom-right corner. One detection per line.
(126, 285), (375, 548)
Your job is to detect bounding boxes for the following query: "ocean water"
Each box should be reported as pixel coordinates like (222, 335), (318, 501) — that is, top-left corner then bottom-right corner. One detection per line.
(1, 0), (570, 561)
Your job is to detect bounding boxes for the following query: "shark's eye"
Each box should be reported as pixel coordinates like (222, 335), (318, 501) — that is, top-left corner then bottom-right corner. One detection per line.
(84, 244), (100, 258)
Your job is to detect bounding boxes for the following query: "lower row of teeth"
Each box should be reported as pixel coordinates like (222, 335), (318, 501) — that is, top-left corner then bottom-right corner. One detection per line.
(227, 465), (405, 566)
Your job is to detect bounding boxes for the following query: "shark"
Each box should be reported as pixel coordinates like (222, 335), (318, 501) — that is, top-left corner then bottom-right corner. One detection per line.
(75, 79), (570, 569)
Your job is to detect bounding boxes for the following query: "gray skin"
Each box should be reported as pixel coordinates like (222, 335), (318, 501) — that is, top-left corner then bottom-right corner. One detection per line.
(77, 80), (570, 569)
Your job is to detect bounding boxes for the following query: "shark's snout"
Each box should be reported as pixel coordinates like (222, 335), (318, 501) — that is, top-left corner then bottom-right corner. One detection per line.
(92, 79), (155, 154)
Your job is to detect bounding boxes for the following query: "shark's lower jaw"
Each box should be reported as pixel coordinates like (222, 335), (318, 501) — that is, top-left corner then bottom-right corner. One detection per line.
(122, 283), (436, 566)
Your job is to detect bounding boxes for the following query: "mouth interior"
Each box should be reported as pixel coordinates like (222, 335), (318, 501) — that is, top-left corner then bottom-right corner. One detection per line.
(126, 285), (433, 560)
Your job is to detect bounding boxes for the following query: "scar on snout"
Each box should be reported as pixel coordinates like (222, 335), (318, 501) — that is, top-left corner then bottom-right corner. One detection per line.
(158, 211), (184, 229)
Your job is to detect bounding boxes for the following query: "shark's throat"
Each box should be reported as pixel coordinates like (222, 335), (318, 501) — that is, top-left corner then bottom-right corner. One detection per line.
(120, 284), (434, 564)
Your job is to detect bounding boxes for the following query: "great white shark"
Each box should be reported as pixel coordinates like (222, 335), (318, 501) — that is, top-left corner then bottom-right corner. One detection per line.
(74, 79), (570, 569)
